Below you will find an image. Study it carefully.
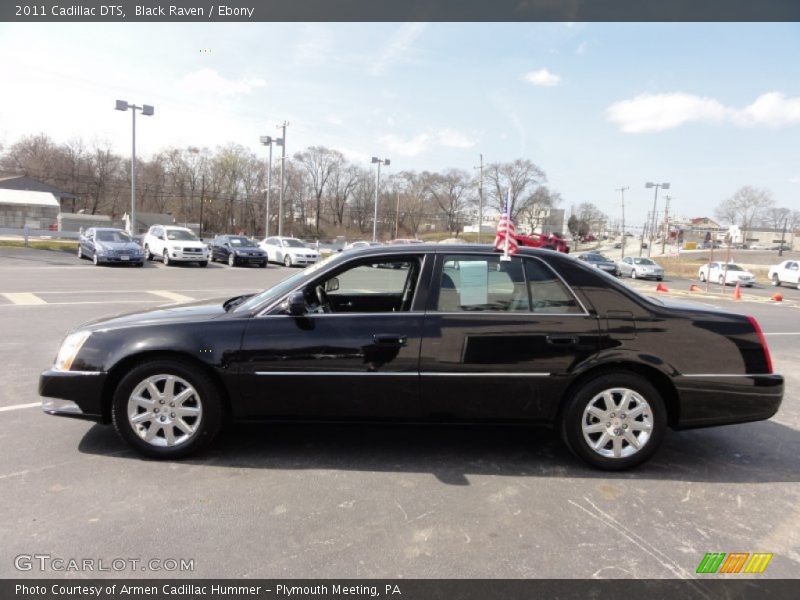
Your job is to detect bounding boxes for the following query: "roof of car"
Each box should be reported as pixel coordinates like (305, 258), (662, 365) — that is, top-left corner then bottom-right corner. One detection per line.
(344, 243), (567, 258)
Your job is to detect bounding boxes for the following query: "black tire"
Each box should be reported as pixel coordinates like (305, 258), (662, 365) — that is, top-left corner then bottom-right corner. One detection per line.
(77, 246), (83, 259)
(699, 272), (706, 282)
(259, 261), (267, 268)
(228, 253), (236, 267)
(145, 244), (153, 261)
(92, 252), (100, 266)
(656, 277), (663, 281)
(560, 370), (667, 470)
(111, 359), (223, 459)
(718, 275), (725, 286)
(163, 251), (171, 266)
(135, 262), (144, 268)
(284, 254), (292, 268)
(631, 270), (637, 279)
(772, 274), (781, 287)
(199, 261), (208, 268)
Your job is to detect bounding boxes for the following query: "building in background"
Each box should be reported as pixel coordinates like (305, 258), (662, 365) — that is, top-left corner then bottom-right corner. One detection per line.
(0, 189), (60, 229)
(0, 175), (77, 212)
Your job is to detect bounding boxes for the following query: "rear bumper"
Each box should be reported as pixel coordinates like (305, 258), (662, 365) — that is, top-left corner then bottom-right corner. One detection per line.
(674, 373), (784, 429)
(39, 369), (107, 422)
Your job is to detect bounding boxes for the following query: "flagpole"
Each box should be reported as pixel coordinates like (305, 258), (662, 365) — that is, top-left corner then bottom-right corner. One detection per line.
(501, 189), (511, 261)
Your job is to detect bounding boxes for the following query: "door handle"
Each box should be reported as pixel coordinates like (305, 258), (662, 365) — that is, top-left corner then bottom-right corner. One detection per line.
(373, 334), (408, 346)
(546, 334), (579, 346)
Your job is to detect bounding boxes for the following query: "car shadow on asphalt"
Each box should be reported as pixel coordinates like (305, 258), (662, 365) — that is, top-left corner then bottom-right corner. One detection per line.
(77, 419), (800, 485)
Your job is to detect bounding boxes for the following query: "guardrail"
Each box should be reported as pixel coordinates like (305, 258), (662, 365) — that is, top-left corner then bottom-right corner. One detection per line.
(0, 227), (80, 243)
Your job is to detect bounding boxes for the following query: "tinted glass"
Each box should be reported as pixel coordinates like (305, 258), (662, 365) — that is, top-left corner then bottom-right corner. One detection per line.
(437, 255), (528, 312)
(96, 230), (132, 242)
(283, 238), (306, 248)
(525, 260), (583, 314)
(332, 261), (415, 295)
(229, 236), (256, 247)
(166, 229), (198, 241)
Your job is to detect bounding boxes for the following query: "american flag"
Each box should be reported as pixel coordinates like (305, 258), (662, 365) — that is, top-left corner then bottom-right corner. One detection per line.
(494, 191), (519, 256)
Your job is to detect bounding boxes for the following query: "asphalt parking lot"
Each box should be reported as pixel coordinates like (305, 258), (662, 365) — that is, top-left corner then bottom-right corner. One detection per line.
(1, 247), (799, 580)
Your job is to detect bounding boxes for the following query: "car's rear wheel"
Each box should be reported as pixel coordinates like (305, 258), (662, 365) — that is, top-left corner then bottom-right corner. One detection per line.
(111, 360), (223, 459)
(718, 275), (725, 286)
(772, 274), (781, 287)
(699, 271), (706, 282)
(561, 371), (666, 470)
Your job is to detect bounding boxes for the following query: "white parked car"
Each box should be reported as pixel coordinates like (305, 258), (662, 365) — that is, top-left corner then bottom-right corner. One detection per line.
(698, 262), (755, 287)
(344, 240), (382, 251)
(768, 260), (800, 289)
(143, 225), (209, 267)
(259, 236), (320, 267)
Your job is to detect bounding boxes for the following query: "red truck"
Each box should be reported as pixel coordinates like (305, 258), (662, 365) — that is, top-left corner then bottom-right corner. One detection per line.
(515, 232), (570, 253)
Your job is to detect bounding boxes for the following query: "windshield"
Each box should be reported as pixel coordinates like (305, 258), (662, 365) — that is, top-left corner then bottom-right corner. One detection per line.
(282, 238), (306, 248)
(166, 229), (198, 241)
(229, 237), (256, 247)
(584, 254), (609, 262)
(725, 264), (744, 271)
(234, 254), (340, 313)
(633, 258), (655, 265)
(96, 231), (132, 243)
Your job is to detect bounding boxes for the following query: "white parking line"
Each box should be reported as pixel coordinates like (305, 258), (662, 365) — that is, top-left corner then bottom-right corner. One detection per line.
(148, 290), (195, 303)
(0, 402), (40, 412)
(1, 292), (46, 305)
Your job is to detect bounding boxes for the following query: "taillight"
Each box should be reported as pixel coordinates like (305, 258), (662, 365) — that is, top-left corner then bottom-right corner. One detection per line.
(747, 315), (773, 374)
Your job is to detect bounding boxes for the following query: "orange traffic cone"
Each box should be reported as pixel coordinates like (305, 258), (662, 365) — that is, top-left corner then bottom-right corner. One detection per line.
(772, 293), (783, 302)
(656, 283), (669, 293)
(689, 284), (701, 292)
(733, 281), (742, 300)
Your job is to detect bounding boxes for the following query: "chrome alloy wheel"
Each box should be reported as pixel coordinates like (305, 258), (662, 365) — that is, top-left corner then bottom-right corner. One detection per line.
(581, 387), (653, 459)
(127, 374), (203, 447)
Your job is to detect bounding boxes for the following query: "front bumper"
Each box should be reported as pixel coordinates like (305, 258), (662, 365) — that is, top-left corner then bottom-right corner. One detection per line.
(291, 256), (319, 265)
(673, 373), (783, 429)
(39, 369), (107, 422)
(167, 249), (208, 262)
(97, 254), (144, 264)
(233, 254), (268, 265)
(636, 270), (664, 279)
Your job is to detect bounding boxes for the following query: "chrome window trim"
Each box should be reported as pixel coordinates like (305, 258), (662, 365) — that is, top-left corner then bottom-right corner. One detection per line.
(256, 252), (428, 317)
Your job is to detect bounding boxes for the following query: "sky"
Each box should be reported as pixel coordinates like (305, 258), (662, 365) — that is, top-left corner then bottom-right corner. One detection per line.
(0, 22), (798, 228)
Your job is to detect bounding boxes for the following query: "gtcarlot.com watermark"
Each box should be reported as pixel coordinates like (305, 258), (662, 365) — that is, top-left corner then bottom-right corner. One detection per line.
(14, 553), (194, 573)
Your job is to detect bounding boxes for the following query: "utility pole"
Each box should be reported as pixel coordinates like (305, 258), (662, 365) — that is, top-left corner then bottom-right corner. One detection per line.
(395, 189), (400, 239)
(640, 214), (650, 257)
(260, 135), (276, 237)
(474, 154), (485, 243)
(645, 182), (670, 258)
(276, 121), (289, 237)
(661, 195), (671, 255)
(616, 186), (629, 259)
(779, 217), (788, 257)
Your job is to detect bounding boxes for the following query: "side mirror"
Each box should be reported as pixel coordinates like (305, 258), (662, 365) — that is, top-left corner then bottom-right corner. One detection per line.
(325, 277), (340, 293)
(283, 291), (307, 316)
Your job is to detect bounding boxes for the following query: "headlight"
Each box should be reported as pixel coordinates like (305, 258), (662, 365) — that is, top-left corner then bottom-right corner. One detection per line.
(54, 331), (91, 371)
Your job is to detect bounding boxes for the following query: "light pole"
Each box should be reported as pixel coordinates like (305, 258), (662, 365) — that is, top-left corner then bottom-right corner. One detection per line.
(115, 100), (154, 235)
(616, 186), (629, 259)
(474, 154), (485, 243)
(276, 121), (289, 237)
(259, 135), (279, 237)
(645, 181), (670, 257)
(371, 157), (390, 242)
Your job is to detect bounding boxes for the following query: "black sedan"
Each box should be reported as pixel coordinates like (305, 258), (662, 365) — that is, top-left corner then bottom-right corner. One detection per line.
(40, 245), (783, 470)
(210, 235), (268, 267)
(77, 227), (145, 267)
(577, 252), (618, 276)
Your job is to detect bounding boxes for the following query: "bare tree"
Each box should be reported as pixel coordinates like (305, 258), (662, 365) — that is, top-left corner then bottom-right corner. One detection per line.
(328, 160), (358, 228)
(426, 169), (473, 235)
(485, 159), (547, 219)
(715, 186), (775, 241)
(294, 146), (341, 234)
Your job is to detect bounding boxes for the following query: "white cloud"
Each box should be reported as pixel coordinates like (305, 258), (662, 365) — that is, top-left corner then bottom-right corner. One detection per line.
(437, 128), (475, 149)
(379, 128), (475, 156)
(371, 23), (427, 75)
(523, 69), (561, 87)
(607, 91), (800, 133)
(176, 68), (266, 96)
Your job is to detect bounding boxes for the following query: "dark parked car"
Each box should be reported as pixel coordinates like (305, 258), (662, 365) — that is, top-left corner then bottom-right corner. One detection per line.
(577, 252), (618, 275)
(40, 245), (782, 470)
(210, 235), (268, 267)
(77, 227), (144, 267)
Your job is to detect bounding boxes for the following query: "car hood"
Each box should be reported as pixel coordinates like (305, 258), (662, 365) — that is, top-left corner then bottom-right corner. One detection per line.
(77, 297), (232, 332)
(287, 247), (318, 254)
(96, 241), (141, 251)
(165, 239), (205, 248)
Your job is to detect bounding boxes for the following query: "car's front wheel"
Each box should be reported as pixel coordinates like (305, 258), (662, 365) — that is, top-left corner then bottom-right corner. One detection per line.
(284, 254), (293, 267)
(111, 359), (223, 459)
(699, 271), (706, 282)
(228, 253), (236, 267)
(631, 270), (637, 279)
(163, 251), (171, 266)
(145, 244), (153, 261)
(719, 275), (725, 286)
(560, 371), (666, 470)
(77, 246), (83, 259)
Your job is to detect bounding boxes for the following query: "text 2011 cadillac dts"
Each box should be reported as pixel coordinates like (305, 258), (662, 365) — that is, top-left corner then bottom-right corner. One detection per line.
(40, 245), (783, 470)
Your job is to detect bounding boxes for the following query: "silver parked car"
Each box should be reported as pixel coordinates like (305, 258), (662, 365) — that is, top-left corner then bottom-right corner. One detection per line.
(618, 257), (665, 280)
